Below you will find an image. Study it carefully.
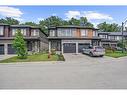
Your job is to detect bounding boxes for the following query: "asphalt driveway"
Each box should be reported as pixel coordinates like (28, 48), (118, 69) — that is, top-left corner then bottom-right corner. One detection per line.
(0, 54), (127, 89)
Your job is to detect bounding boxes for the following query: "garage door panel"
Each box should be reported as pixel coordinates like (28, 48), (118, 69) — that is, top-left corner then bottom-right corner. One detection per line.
(63, 43), (76, 53)
(78, 43), (90, 53)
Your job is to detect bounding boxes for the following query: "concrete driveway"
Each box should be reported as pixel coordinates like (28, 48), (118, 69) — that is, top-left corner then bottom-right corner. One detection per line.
(63, 53), (116, 64)
(0, 54), (127, 89)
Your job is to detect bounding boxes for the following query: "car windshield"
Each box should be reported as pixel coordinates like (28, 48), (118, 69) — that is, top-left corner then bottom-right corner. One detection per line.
(89, 46), (93, 49)
(95, 46), (103, 49)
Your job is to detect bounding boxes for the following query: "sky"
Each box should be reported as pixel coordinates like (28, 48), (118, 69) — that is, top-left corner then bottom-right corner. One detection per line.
(0, 6), (127, 27)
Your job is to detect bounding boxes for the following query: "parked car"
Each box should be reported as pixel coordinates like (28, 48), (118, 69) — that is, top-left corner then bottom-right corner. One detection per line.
(115, 47), (127, 51)
(82, 46), (105, 57)
(115, 47), (122, 51)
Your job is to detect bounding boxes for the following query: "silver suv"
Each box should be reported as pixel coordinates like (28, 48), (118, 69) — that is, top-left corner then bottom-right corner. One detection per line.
(82, 46), (105, 57)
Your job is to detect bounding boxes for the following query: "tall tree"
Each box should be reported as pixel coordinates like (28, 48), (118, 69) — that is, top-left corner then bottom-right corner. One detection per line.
(13, 29), (27, 59)
(79, 17), (93, 27)
(68, 18), (80, 25)
(40, 16), (63, 27)
(68, 17), (93, 27)
(97, 22), (121, 32)
(0, 17), (19, 25)
(39, 16), (64, 34)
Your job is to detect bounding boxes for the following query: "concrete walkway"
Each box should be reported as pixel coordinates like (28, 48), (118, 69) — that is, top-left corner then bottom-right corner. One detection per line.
(0, 55), (15, 61)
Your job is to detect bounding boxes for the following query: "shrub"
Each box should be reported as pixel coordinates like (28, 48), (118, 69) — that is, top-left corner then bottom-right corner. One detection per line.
(51, 49), (56, 55)
(105, 46), (117, 53)
(58, 53), (65, 61)
(105, 47), (111, 53)
(41, 49), (49, 54)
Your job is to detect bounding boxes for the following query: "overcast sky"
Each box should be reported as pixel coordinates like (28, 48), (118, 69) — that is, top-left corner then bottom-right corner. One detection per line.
(0, 6), (127, 27)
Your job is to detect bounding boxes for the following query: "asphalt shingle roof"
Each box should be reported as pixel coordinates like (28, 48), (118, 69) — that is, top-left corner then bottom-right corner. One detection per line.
(49, 25), (99, 30)
(98, 31), (127, 36)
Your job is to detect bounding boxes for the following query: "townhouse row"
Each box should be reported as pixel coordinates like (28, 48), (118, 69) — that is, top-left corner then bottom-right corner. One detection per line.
(48, 26), (127, 54)
(0, 24), (127, 55)
(0, 24), (48, 55)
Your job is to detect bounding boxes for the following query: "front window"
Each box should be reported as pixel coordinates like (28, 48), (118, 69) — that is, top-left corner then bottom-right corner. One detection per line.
(12, 29), (18, 36)
(109, 36), (115, 40)
(50, 30), (55, 36)
(93, 31), (97, 36)
(31, 29), (39, 36)
(57, 28), (75, 37)
(80, 29), (88, 36)
(21, 29), (27, 36)
(0, 26), (4, 36)
(99, 34), (108, 38)
(116, 36), (122, 40)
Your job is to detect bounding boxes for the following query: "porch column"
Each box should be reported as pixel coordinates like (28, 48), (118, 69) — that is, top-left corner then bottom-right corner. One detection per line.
(38, 41), (40, 52)
(48, 41), (51, 53)
(4, 43), (8, 55)
(109, 42), (111, 47)
(32, 41), (34, 52)
(61, 42), (63, 54)
(76, 42), (78, 54)
(37, 41), (40, 52)
(99, 41), (101, 46)
(35, 41), (38, 52)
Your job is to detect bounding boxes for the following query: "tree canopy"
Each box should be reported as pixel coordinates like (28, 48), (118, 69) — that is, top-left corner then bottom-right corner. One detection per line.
(0, 16), (122, 34)
(0, 17), (19, 25)
(97, 22), (121, 32)
(38, 16), (94, 33)
(21, 22), (38, 26)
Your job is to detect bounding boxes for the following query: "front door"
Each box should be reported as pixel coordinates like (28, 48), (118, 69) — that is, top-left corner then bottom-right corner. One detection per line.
(0, 44), (4, 55)
(7, 44), (16, 54)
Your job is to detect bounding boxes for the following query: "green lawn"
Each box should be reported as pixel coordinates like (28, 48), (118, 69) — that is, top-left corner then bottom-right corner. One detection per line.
(0, 53), (65, 63)
(105, 51), (127, 58)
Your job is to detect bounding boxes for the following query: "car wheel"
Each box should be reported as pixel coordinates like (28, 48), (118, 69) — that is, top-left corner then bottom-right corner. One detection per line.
(89, 52), (93, 57)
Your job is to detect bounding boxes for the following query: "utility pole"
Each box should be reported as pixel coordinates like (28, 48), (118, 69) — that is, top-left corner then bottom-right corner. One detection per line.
(122, 22), (124, 53)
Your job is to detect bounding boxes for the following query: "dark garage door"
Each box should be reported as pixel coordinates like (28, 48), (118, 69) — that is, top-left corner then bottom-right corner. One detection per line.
(8, 44), (16, 54)
(78, 43), (90, 53)
(63, 43), (76, 53)
(0, 44), (4, 55)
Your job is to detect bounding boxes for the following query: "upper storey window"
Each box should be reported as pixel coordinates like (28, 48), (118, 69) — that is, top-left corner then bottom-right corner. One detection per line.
(12, 29), (18, 36)
(80, 29), (88, 36)
(12, 28), (27, 36)
(57, 28), (75, 37)
(116, 36), (122, 40)
(50, 30), (55, 37)
(31, 29), (39, 36)
(93, 31), (97, 36)
(21, 29), (27, 36)
(99, 34), (108, 39)
(0, 26), (4, 36)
